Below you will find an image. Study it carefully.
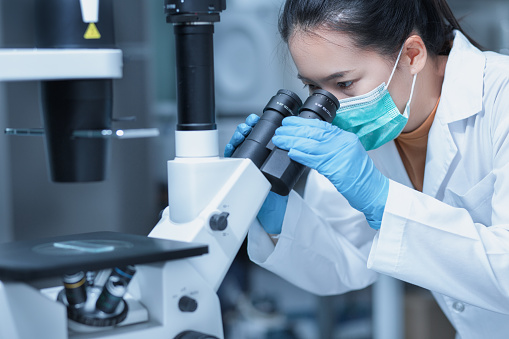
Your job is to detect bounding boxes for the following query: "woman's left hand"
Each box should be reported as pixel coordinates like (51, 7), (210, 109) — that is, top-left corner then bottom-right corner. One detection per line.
(272, 116), (389, 230)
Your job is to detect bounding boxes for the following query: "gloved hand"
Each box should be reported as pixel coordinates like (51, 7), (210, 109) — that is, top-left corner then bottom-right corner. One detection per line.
(224, 114), (260, 157)
(256, 191), (289, 234)
(224, 114), (288, 235)
(272, 116), (389, 230)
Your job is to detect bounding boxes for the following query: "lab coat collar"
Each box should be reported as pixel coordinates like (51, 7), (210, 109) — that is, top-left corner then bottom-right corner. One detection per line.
(422, 31), (485, 198)
(437, 30), (485, 124)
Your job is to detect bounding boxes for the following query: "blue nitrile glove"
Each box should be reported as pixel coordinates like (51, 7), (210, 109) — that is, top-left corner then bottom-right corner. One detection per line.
(272, 117), (389, 230)
(224, 114), (260, 157)
(224, 114), (288, 234)
(256, 191), (289, 234)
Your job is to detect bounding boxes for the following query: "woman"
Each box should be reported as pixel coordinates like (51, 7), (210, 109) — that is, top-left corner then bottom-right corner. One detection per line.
(226, 0), (509, 337)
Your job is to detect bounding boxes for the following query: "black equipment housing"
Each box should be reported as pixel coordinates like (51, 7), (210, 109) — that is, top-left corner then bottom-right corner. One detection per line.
(35, 0), (116, 182)
(165, 0), (226, 131)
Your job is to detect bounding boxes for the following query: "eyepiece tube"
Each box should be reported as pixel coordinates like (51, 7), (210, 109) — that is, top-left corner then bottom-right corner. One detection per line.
(261, 90), (339, 195)
(299, 89), (339, 122)
(232, 89), (302, 168)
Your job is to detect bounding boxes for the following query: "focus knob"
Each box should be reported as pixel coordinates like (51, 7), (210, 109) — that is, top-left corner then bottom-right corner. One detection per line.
(178, 296), (198, 313)
(209, 212), (229, 231)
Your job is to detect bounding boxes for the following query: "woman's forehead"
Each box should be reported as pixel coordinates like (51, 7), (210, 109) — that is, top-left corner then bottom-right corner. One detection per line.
(289, 28), (355, 51)
(288, 29), (386, 76)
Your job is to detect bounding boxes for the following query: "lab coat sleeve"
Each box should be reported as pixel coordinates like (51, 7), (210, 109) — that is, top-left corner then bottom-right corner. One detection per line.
(248, 171), (379, 296)
(367, 57), (509, 315)
(368, 179), (509, 315)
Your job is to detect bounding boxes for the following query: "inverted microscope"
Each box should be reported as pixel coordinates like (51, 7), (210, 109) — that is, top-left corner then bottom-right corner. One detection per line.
(0, 0), (339, 338)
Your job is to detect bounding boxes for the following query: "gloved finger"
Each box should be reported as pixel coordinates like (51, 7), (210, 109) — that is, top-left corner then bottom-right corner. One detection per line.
(281, 116), (330, 129)
(287, 148), (322, 169)
(227, 125), (250, 148)
(272, 134), (321, 153)
(245, 113), (260, 127)
(275, 124), (333, 143)
(236, 122), (253, 138)
(224, 143), (235, 157)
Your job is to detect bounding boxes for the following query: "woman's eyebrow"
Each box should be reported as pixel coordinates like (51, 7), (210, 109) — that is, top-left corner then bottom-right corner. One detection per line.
(297, 70), (353, 83)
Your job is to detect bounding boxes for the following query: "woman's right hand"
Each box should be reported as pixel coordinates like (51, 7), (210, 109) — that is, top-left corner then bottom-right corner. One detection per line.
(224, 113), (288, 236)
(224, 114), (260, 157)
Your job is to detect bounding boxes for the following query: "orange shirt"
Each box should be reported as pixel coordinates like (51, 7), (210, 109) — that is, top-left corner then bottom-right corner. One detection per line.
(394, 99), (440, 192)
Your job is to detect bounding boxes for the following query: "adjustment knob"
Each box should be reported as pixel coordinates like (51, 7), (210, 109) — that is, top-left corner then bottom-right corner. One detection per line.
(209, 212), (229, 231)
(178, 296), (198, 313)
(175, 330), (218, 339)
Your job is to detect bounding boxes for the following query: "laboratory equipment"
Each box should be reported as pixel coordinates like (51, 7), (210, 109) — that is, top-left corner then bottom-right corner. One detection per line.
(0, 0), (405, 337)
(62, 272), (88, 307)
(0, 0), (270, 338)
(0, 231), (213, 338)
(2, 0), (158, 182)
(232, 89), (338, 195)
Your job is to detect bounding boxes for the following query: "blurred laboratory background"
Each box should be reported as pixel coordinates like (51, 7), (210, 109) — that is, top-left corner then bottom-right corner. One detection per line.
(0, 0), (507, 338)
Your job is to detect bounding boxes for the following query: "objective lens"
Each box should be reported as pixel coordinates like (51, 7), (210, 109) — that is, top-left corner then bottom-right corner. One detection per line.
(96, 276), (127, 314)
(63, 272), (88, 307)
(110, 265), (136, 285)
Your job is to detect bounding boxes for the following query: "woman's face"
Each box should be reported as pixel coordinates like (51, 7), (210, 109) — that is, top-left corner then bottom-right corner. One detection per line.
(288, 28), (411, 112)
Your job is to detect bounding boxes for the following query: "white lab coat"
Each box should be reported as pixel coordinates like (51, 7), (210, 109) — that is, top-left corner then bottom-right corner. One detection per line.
(247, 31), (509, 339)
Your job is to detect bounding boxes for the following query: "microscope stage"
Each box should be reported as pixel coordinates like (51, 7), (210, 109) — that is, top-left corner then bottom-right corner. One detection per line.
(0, 231), (208, 281)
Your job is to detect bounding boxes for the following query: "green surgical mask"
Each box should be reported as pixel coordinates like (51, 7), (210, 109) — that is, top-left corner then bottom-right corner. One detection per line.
(332, 47), (417, 151)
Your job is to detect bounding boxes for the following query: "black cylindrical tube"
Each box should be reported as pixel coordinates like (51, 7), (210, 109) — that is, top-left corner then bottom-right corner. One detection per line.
(96, 276), (127, 314)
(232, 89), (302, 167)
(35, 0), (115, 49)
(298, 89), (339, 123)
(174, 24), (216, 131)
(35, 0), (116, 183)
(40, 79), (113, 182)
(261, 90), (339, 196)
(63, 272), (88, 307)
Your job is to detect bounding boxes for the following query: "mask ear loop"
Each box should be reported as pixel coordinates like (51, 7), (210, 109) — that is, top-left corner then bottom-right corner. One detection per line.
(386, 45), (405, 89)
(403, 74), (418, 119)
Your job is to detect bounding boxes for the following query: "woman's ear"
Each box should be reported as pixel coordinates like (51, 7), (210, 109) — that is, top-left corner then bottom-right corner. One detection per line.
(403, 35), (427, 75)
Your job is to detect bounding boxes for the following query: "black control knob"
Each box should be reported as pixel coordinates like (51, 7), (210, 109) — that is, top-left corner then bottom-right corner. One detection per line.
(174, 330), (218, 339)
(178, 296), (198, 313)
(209, 212), (229, 231)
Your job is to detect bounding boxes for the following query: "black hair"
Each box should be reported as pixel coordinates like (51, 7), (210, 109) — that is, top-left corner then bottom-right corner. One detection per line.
(279, 0), (482, 58)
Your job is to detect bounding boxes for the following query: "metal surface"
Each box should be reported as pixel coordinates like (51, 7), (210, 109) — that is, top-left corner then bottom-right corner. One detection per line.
(0, 49), (122, 81)
(73, 128), (160, 139)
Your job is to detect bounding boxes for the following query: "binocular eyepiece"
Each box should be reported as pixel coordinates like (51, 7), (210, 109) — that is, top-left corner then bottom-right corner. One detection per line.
(232, 89), (339, 196)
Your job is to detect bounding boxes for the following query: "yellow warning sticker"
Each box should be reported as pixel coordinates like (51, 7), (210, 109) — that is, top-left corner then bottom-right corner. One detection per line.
(84, 23), (101, 39)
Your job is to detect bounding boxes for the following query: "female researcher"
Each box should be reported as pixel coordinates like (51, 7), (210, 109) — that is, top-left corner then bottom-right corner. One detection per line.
(226, 0), (509, 337)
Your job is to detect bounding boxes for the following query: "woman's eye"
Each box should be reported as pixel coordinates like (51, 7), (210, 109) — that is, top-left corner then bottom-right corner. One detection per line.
(337, 81), (353, 88)
(303, 83), (320, 93)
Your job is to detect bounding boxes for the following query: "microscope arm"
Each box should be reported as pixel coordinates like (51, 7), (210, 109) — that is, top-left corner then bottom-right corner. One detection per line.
(149, 156), (271, 292)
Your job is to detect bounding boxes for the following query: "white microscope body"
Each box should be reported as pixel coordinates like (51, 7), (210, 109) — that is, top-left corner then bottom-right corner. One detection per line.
(0, 0), (271, 338)
(0, 150), (269, 338)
